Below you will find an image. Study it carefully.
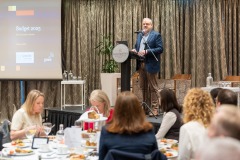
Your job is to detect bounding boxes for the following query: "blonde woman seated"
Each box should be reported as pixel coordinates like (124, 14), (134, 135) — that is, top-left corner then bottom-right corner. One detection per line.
(83, 89), (114, 130)
(10, 90), (45, 140)
(178, 88), (215, 160)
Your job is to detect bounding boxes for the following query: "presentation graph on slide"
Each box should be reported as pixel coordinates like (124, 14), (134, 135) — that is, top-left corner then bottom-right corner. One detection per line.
(0, 0), (62, 80)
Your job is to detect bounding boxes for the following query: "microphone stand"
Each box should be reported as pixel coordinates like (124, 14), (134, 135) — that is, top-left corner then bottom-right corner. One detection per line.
(142, 102), (158, 119)
(139, 32), (158, 62)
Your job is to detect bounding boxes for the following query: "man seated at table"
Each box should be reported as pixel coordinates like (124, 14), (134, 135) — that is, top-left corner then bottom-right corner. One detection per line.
(216, 89), (237, 107)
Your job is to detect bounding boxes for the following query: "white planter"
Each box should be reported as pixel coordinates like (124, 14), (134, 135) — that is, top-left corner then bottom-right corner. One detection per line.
(100, 73), (121, 106)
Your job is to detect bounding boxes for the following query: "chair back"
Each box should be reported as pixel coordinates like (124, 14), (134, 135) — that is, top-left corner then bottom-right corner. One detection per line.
(223, 76), (240, 82)
(104, 149), (167, 160)
(223, 76), (240, 87)
(172, 74), (191, 80)
(1, 120), (11, 144)
(0, 120), (11, 150)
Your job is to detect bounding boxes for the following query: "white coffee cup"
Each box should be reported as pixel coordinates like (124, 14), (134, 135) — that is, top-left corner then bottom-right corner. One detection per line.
(57, 144), (68, 154)
(39, 144), (50, 152)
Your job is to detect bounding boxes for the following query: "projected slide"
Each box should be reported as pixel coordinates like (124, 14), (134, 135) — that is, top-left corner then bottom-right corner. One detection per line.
(0, 0), (62, 80)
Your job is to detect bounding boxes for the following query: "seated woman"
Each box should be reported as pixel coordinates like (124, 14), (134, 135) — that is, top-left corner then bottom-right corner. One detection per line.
(83, 89), (113, 130)
(10, 90), (45, 140)
(99, 91), (165, 160)
(155, 89), (182, 141)
(178, 88), (215, 160)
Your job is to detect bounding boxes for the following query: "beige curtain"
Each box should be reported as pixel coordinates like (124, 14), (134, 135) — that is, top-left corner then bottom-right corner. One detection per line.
(0, 0), (239, 120)
(222, 0), (240, 75)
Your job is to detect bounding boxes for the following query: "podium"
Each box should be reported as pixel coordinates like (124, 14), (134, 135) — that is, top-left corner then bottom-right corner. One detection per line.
(121, 52), (143, 91)
(113, 41), (143, 92)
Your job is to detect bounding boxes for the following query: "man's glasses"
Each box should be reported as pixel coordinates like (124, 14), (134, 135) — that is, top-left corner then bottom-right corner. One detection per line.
(142, 23), (151, 26)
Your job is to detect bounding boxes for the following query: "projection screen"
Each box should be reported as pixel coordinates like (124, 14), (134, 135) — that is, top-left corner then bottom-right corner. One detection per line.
(0, 0), (62, 80)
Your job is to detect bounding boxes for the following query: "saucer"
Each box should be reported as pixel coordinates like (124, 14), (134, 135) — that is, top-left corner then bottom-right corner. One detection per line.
(56, 151), (69, 155)
(41, 154), (57, 159)
(38, 149), (52, 153)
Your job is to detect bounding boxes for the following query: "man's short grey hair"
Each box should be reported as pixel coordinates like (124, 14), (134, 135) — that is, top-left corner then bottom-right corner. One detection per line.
(197, 137), (240, 160)
(143, 18), (153, 24)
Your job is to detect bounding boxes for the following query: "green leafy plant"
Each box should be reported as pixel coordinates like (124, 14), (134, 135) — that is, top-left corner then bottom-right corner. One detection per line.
(95, 35), (119, 73)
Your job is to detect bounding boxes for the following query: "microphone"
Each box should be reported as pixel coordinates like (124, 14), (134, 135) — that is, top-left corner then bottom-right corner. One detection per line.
(134, 30), (145, 34)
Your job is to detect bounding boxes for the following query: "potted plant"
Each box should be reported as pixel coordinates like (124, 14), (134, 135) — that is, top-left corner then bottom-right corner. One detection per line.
(96, 35), (119, 73)
(95, 35), (120, 106)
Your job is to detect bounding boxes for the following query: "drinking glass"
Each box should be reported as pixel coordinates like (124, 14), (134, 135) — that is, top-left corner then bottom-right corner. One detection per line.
(25, 127), (37, 141)
(43, 122), (52, 135)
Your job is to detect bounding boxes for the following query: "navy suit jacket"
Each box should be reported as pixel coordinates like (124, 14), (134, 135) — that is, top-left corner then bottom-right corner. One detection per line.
(134, 30), (163, 74)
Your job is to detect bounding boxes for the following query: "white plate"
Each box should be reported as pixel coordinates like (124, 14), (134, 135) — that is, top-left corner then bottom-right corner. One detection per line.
(82, 145), (97, 149)
(14, 151), (35, 156)
(81, 130), (98, 135)
(159, 139), (178, 145)
(166, 139), (178, 144)
(158, 144), (171, 150)
(56, 151), (70, 155)
(2, 142), (29, 148)
(38, 149), (53, 153)
(2, 148), (35, 156)
(82, 117), (107, 122)
(164, 149), (178, 159)
(41, 154), (57, 159)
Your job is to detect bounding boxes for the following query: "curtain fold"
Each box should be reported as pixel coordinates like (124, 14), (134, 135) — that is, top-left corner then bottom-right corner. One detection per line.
(0, 0), (239, 121)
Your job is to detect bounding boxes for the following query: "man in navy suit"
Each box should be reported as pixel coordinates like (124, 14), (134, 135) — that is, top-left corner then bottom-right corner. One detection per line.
(132, 18), (164, 116)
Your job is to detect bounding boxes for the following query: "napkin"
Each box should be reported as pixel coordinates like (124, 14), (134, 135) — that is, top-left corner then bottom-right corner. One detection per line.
(64, 127), (83, 148)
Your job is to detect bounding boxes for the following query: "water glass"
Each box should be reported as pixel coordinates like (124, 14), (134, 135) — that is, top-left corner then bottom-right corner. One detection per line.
(25, 127), (37, 141)
(43, 122), (52, 135)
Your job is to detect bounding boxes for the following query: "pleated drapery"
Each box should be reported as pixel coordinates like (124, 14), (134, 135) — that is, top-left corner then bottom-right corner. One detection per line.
(0, 0), (239, 120)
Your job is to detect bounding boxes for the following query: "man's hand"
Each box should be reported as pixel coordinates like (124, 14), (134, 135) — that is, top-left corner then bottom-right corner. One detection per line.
(131, 49), (137, 53)
(138, 50), (147, 57)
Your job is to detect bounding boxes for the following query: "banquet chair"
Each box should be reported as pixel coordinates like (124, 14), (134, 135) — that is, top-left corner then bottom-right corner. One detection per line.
(172, 74), (191, 80)
(104, 149), (167, 160)
(0, 120), (11, 150)
(223, 76), (240, 87)
(0, 130), (3, 151)
(223, 76), (240, 81)
(1, 120), (11, 144)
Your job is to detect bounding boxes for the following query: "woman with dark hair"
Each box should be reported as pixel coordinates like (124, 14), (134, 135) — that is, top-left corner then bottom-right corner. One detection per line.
(210, 87), (223, 105)
(99, 91), (164, 160)
(155, 89), (182, 141)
